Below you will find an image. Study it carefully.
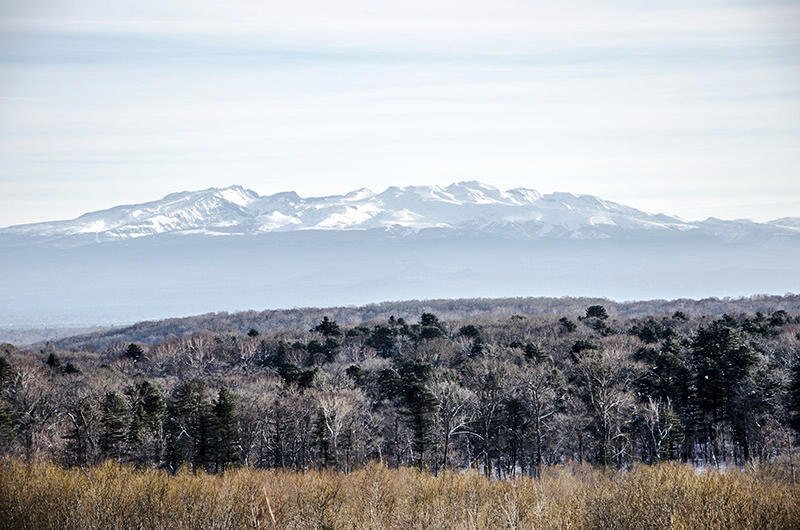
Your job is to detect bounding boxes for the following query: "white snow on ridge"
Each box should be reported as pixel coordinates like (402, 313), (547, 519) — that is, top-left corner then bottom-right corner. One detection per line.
(257, 211), (302, 231)
(74, 220), (108, 234)
(769, 218), (800, 231)
(218, 187), (257, 207)
(1, 181), (797, 244)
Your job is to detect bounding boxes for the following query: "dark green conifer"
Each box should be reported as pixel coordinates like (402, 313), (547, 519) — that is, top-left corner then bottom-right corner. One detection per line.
(398, 360), (437, 468)
(100, 392), (129, 460)
(584, 305), (609, 320)
(125, 343), (145, 362)
(559, 317), (577, 333)
(313, 316), (342, 337)
(210, 387), (240, 471)
(789, 355), (800, 436)
(165, 380), (212, 472)
(126, 381), (166, 465)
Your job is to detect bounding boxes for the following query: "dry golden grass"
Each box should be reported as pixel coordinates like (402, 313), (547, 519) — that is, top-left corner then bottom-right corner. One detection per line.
(1, 459), (798, 529)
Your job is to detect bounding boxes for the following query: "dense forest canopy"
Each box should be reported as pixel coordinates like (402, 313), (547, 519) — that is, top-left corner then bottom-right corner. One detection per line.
(1, 300), (799, 477)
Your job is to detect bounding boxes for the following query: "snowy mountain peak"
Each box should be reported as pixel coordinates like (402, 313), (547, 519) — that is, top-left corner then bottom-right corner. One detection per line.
(2, 181), (798, 246)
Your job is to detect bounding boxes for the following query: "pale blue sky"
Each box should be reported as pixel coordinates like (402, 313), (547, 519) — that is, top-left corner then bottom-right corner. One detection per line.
(1, 0), (799, 226)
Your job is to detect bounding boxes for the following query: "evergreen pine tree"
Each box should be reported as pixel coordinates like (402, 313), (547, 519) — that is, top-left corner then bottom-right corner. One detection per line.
(402, 380), (438, 468)
(368, 325), (398, 357)
(419, 312), (446, 339)
(210, 387), (240, 471)
(313, 316), (342, 337)
(524, 343), (546, 362)
(688, 319), (756, 459)
(690, 319), (756, 418)
(559, 317), (577, 333)
(789, 355), (800, 436)
(100, 392), (129, 460)
(672, 311), (688, 321)
(0, 357), (14, 389)
(459, 325), (480, 338)
(584, 305), (609, 320)
(126, 381), (166, 466)
(0, 360), (17, 452)
(345, 365), (368, 386)
(165, 381), (212, 472)
(125, 343), (145, 362)
(398, 360), (438, 468)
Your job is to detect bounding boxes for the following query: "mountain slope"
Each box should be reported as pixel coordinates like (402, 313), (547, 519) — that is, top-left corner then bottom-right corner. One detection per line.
(7, 181), (794, 247)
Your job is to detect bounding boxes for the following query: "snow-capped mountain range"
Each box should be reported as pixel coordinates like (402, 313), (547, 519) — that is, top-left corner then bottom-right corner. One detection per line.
(2, 181), (799, 328)
(2, 181), (798, 245)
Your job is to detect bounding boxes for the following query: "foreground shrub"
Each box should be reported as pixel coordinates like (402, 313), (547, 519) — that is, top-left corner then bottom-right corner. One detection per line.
(1, 459), (798, 529)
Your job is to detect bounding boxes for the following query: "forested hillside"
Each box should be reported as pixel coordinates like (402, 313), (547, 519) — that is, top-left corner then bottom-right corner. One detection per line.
(2, 301), (799, 476)
(38, 293), (800, 350)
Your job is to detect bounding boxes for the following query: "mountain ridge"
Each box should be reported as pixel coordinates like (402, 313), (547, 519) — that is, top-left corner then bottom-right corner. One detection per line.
(2, 181), (798, 247)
